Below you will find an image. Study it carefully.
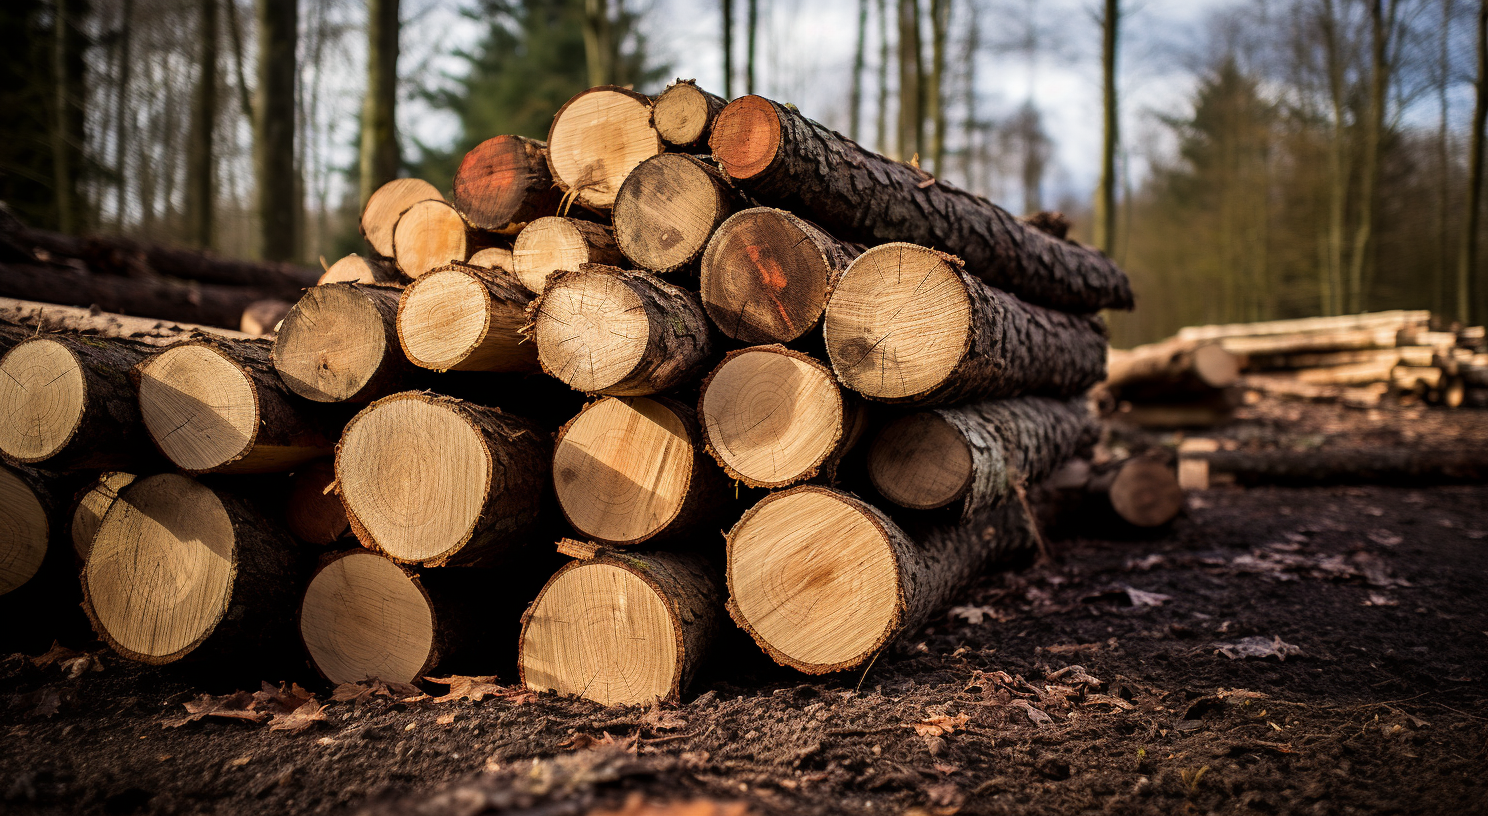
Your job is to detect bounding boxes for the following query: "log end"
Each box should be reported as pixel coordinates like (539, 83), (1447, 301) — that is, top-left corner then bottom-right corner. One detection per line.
(1194, 343), (1242, 389)
(547, 87), (662, 210)
(651, 82), (713, 146)
(512, 217), (593, 294)
(319, 254), (381, 286)
(300, 550), (436, 684)
(710, 95), (782, 180)
(1108, 459), (1185, 528)
(532, 270), (650, 393)
(0, 465), (50, 596)
(71, 471), (136, 561)
(867, 412), (974, 510)
(273, 284), (395, 402)
(393, 199), (470, 279)
(615, 154), (730, 274)
(398, 267), (495, 370)
(138, 344), (260, 473)
(700, 208), (831, 344)
(467, 246), (514, 272)
(362, 178), (444, 259)
(451, 135), (555, 232)
(0, 338), (86, 464)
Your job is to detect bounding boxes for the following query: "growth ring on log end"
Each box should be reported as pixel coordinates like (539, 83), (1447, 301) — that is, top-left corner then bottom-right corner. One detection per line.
(0, 466), (49, 596)
(397, 264), (536, 373)
(299, 550), (436, 684)
(273, 284), (402, 402)
(547, 87), (662, 210)
(71, 471), (137, 560)
(1108, 459), (1185, 528)
(0, 338), (86, 462)
(867, 413), (975, 510)
(727, 487), (903, 673)
(615, 154), (734, 274)
(362, 178), (444, 259)
(138, 346), (263, 472)
(710, 95), (782, 180)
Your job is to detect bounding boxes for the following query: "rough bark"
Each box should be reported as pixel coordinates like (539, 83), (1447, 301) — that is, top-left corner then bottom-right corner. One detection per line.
(709, 96), (1134, 313)
(254, 0), (299, 262)
(650, 80), (728, 149)
(451, 135), (563, 233)
(272, 282), (413, 402)
(615, 153), (748, 275)
(283, 459), (347, 545)
(0, 261), (289, 329)
(359, 0), (400, 212)
(185, 0), (218, 249)
(0, 297), (253, 343)
(396, 262), (539, 373)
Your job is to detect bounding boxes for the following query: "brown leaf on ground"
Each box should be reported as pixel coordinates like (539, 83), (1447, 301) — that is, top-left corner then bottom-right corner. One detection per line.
(161, 690), (266, 728)
(330, 678), (425, 704)
(424, 675), (508, 703)
(561, 731), (636, 752)
(1009, 699), (1054, 726)
(1363, 592), (1399, 607)
(268, 700), (328, 733)
(586, 792), (754, 816)
(12, 687), (66, 718)
(1215, 636), (1303, 661)
(910, 712), (970, 737)
(29, 642), (80, 668)
(254, 681), (315, 714)
(948, 605), (1008, 625)
(1082, 586), (1172, 608)
(1082, 693), (1135, 711)
(642, 707), (688, 731)
(1047, 665), (1105, 689)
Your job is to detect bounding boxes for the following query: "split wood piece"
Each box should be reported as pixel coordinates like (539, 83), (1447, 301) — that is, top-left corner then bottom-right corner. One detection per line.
(708, 96), (1134, 313)
(0, 464), (51, 596)
(0, 261), (290, 330)
(520, 547), (720, 706)
(451, 135), (564, 233)
(726, 486), (1033, 674)
(1176, 310), (1431, 343)
(82, 473), (302, 665)
(1191, 446), (1488, 486)
(1242, 375), (1388, 409)
(137, 336), (336, 473)
(546, 86), (662, 211)
(319, 254), (402, 286)
(650, 80), (727, 149)
(467, 246), (514, 271)
(1293, 360), (1399, 386)
(1044, 457), (1185, 528)
(70, 471), (136, 560)
(528, 265), (713, 396)
(273, 283), (411, 402)
(699, 208), (862, 344)
(392, 199), (486, 279)
(511, 217), (623, 294)
(285, 459), (348, 545)
(867, 396), (1095, 518)
(614, 154), (745, 275)
(300, 549), (496, 684)
(397, 262), (539, 373)
(1107, 339), (1240, 393)
(552, 396), (727, 546)
(336, 392), (549, 567)
(1218, 327), (1404, 357)
(0, 334), (160, 470)
(823, 244), (1108, 404)
(699, 345), (866, 488)
(362, 178), (445, 259)
(240, 299), (293, 336)
(0, 297), (254, 343)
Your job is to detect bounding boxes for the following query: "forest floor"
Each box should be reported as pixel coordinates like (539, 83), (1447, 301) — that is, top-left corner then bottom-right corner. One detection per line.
(2, 397), (1487, 816)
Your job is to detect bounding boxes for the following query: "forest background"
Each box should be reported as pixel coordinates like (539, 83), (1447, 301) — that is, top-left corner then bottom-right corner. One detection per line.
(4, 0), (1485, 346)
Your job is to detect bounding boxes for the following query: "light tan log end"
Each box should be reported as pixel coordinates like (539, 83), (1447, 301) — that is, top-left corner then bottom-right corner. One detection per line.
(0, 338), (86, 463)
(0, 466), (49, 596)
(300, 550), (435, 684)
(867, 412), (974, 510)
(393, 199), (470, 279)
(71, 471), (136, 561)
(138, 345), (259, 472)
(548, 88), (661, 210)
(273, 284), (396, 402)
(362, 178), (444, 258)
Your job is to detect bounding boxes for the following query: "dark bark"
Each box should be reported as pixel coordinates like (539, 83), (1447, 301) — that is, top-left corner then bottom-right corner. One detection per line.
(0, 261), (289, 329)
(452, 136), (563, 233)
(1193, 446), (1488, 486)
(51, 0), (86, 234)
(709, 96), (1134, 313)
(186, 0), (218, 248)
(359, 0), (400, 212)
(0, 297), (253, 343)
(255, 0), (298, 261)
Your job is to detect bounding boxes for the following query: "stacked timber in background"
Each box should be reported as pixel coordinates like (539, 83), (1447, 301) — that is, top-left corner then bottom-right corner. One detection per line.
(0, 82), (1157, 705)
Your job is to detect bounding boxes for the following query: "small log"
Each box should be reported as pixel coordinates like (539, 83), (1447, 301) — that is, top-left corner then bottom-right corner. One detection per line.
(0, 297), (254, 343)
(823, 243), (1108, 404)
(319, 253), (402, 286)
(467, 246), (514, 271)
(546, 86), (663, 211)
(520, 546), (720, 706)
(70, 471), (136, 560)
(528, 265), (713, 396)
(700, 208), (862, 344)
(1247, 347), (1433, 370)
(0, 260), (289, 329)
(0, 334), (161, 470)
(1218, 327), (1405, 357)
(397, 262), (539, 373)
(393, 199), (489, 279)
(1176, 310), (1431, 343)
(336, 392), (549, 567)
(1041, 456), (1185, 529)
(451, 135), (564, 233)
(726, 486), (1033, 674)
(1112, 399), (1237, 428)
(1106, 338), (1241, 396)
(867, 396), (1095, 517)
(699, 345), (866, 488)
(1293, 359), (1399, 386)
(81, 473), (304, 665)
(0, 463), (52, 597)
(708, 95), (1134, 313)
(136, 336), (337, 473)
(1243, 375), (1388, 408)
(240, 298), (293, 336)
(284, 459), (348, 545)
(1393, 365), (1444, 392)
(1191, 446), (1488, 486)
(272, 283), (412, 402)
(362, 178), (445, 259)
(511, 217), (623, 294)
(650, 80), (727, 149)
(552, 396), (727, 546)
(614, 153), (745, 274)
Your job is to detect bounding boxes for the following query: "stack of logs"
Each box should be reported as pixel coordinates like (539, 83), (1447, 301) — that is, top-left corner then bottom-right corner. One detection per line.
(0, 82), (1167, 706)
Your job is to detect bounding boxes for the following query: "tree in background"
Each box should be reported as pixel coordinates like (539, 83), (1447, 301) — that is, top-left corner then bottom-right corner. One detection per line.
(1094, 0), (1119, 255)
(1001, 101), (1050, 214)
(928, 0), (949, 174)
(746, 0), (758, 95)
(0, 1), (60, 231)
(53, 0), (88, 235)
(1464, 0), (1487, 323)
(254, 0), (297, 261)
(722, 0), (733, 99)
(850, 0), (868, 141)
(897, 0), (922, 161)
(185, 0), (218, 249)
(360, 0), (400, 211)
(583, 0), (613, 87)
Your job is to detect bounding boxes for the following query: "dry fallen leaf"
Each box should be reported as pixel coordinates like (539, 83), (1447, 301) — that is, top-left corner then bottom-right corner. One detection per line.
(162, 691), (266, 728)
(29, 642), (80, 668)
(1009, 699), (1053, 726)
(424, 675), (506, 703)
(561, 731), (635, 752)
(254, 681), (315, 715)
(1363, 592), (1399, 607)
(268, 700), (328, 733)
(1046, 665), (1104, 689)
(948, 605), (1006, 625)
(911, 712), (971, 738)
(330, 677), (425, 704)
(1215, 636), (1303, 662)
(437, 712), (457, 725)
(642, 707), (688, 731)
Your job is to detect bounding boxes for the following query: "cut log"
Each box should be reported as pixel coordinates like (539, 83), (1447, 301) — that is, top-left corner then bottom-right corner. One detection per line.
(1293, 360), (1399, 386)
(319, 253), (402, 286)
(552, 396), (727, 546)
(0, 463), (51, 597)
(699, 345), (866, 488)
(1218, 327), (1404, 357)
(726, 486), (1033, 674)
(1176, 310), (1431, 342)
(700, 208), (862, 344)
(272, 283), (411, 402)
(1112, 400), (1237, 428)
(708, 95), (1134, 313)
(1393, 365), (1444, 392)
(70, 471), (136, 560)
(0, 297), (254, 342)
(392, 199), (487, 279)
(0, 334), (161, 470)
(136, 336), (336, 473)
(284, 459), (348, 545)
(650, 80), (727, 149)
(467, 246), (514, 271)
(1243, 375), (1388, 408)
(451, 135), (564, 233)
(614, 153), (745, 275)
(1248, 347), (1436, 371)
(1107, 339), (1240, 393)
(397, 262), (539, 373)
(1191, 446), (1488, 486)
(1042, 456), (1184, 529)
(82, 473), (304, 666)
(362, 178), (445, 259)
(867, 396), (1095, 518)
(546, 86), (663, 211)
(0, 260), (291, 329)
(240, 298), (293, 336)
(511, 217), (623, 294)
(336, 392), (549, 566)
(520, 546), (720, 706)
(528, 265), (714, 396)
(823, 243), (1108, 404)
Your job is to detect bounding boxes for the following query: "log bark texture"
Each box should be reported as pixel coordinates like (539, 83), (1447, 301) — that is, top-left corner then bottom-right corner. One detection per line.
(0, 297), (254, 343)
(708, 96), (1134, 313)
(0, 261), (288, 329)
(451, 135), (564, 233)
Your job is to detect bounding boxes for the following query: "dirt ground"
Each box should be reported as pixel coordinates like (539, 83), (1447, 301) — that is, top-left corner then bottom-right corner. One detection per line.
(3, 398), (1487, 816)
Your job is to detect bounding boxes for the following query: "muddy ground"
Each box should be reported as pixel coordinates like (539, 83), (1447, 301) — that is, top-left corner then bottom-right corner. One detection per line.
(2, 398), (1486, 816)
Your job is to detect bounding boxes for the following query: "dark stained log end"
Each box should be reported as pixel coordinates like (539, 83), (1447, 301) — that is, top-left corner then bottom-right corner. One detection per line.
(451, 135), (563, 233)
(710, 95), (783, 181)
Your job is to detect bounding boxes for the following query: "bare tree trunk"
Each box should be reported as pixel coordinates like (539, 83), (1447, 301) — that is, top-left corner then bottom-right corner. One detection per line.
(52, 0), (87, 234)
(960, 4), (978, 187)
(746, 0), (758, 94)
(113, 0), (134, 230)
(876, 0), (890, 154)
(1348, 0), (1394, 315)
(255, 0), (297, 262)
(226, 0), (253, 118)
(1094, 0), (1118, 254)
(1465, 0), (1488, 324)
(722, 0), (733, 99)
(583, 0), (612, 87)
(928, 0), (948, 174)
(186, 0), (218, 249)
(850, 0), (868, 141)
(360, 0), (399, 211)
(897, 0), (922, 161)
(1321, 0), (1349, 316)
(1438, 0), (1454, 317)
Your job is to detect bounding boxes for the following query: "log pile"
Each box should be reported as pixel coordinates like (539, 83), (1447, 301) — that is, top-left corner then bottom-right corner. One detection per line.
(0, 85), (1134, 704)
